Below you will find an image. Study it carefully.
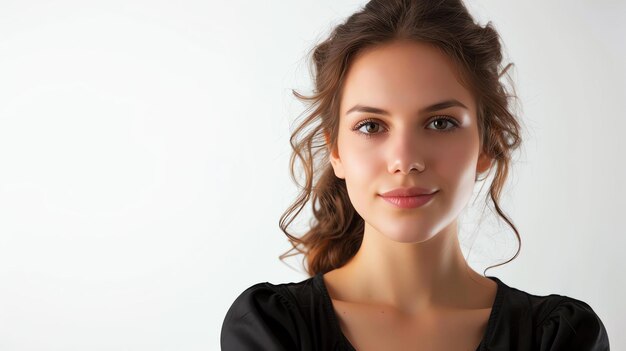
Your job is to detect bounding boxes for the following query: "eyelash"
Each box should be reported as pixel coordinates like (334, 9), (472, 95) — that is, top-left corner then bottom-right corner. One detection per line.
(351, 116), (460, 139)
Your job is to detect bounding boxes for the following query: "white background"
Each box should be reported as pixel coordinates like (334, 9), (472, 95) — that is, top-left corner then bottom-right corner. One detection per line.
(0, 0), (624, 350)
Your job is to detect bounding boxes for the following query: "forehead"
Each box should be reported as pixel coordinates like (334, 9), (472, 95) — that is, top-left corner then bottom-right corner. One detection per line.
(340, 40), (475, 115)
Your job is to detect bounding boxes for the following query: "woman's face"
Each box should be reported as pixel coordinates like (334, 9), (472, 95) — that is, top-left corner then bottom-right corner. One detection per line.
(328, 40), (491, 243)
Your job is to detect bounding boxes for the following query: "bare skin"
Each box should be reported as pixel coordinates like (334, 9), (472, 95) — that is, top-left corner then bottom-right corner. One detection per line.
(323, 39), (498, 350)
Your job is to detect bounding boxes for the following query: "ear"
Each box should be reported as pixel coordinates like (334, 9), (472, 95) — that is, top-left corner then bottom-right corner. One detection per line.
(324, 131), (345, 179)
(476, 150), (492, 176)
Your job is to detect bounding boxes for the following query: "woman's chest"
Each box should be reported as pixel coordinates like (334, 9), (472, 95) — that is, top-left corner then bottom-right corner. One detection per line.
(332, 300), (491, 351)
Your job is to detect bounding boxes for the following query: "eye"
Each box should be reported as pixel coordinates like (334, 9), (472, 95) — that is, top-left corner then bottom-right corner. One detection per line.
(352, 119), (385, 138)
(426, 116), (459, 132)
(352, 116), (459, 139)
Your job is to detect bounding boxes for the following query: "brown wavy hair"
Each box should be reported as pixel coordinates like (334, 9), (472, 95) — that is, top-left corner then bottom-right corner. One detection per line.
(278, 0), (523, 278)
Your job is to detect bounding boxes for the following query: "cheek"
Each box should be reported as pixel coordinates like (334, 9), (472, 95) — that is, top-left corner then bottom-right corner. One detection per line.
(341, 146), (381, 184)
(337, 134), (381, 177)
(337, 139), (383, 210)
(431, 134), (479, 191)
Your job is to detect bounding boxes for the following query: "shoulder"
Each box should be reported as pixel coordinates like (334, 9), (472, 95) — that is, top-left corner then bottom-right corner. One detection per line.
(220, 276), (320, 351)
(494, 278), (610, 350)
(224, 281), (298, 318)
(224, 275), (319, 318)
(534, 295), (610, 350)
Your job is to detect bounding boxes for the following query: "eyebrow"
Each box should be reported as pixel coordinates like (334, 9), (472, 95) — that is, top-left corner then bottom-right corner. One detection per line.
(346, 99), (468, 116)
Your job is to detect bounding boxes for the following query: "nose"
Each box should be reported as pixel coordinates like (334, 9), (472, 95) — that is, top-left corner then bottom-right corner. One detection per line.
(387, 127), (426, 175)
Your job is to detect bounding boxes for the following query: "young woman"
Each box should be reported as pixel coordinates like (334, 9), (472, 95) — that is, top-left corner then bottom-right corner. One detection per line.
(221, 0), (610, 350)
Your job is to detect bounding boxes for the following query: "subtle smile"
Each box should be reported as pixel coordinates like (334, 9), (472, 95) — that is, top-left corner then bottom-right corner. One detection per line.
(379, 191), (438, 209)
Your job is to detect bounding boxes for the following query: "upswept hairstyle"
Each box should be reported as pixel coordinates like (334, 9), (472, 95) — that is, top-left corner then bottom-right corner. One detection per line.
(279, 0), (523, 277)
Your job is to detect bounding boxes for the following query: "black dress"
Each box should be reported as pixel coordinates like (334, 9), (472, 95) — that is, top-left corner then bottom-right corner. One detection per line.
(220, 273), (610, 350)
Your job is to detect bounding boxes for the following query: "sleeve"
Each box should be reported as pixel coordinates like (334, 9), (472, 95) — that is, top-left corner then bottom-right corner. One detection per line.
(536, 297), (610, 351)
(220, 283), (301, 351)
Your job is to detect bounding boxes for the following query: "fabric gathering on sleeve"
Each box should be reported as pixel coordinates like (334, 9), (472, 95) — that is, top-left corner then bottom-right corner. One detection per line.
(534, 296), (610, 351)
(220, 282), (301, 351)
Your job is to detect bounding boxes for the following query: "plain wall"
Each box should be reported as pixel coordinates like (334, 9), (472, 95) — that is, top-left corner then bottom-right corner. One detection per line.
(0, 0), (624, 350)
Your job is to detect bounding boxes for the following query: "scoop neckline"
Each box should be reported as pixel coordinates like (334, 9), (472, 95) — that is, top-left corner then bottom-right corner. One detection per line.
(314, 272), (506, 351)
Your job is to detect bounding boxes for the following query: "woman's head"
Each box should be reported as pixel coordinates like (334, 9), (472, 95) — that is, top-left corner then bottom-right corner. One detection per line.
(329, 39), (492, 245)
(280, 0), (522, 276)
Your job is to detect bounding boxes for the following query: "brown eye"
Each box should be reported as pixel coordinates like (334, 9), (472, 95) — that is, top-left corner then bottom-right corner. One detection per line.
(433, 120), (446, 129)
(361, 122), (381, 134)
(352, 119), (385, 139)
(426, 116), (459, 132)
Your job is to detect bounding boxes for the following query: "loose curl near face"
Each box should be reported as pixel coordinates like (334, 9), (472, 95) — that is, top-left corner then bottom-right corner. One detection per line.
(279, 0), (523, 277)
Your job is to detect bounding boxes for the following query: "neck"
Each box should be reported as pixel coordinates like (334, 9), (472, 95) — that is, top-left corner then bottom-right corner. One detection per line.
(333, 219), (488, 315)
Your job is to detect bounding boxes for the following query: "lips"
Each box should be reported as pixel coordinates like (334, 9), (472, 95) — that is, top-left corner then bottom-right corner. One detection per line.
(379, 190), (438, 209)
(379, 186), (437, 197)
(378, 187), (439, 209)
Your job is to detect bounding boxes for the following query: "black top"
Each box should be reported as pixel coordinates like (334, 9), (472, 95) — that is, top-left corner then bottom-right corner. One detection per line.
(220, 273), (610, 350)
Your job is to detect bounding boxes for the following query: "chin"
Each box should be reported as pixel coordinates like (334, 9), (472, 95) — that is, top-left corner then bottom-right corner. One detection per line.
(377, 224), (439, 244)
